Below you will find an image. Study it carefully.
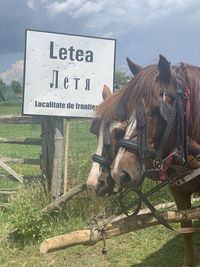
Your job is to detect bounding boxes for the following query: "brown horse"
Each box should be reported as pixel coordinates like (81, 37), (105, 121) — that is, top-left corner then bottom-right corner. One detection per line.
(86, 85), (127, 195)
(87, 59), (142, 195)
(111, 55), (200, 267)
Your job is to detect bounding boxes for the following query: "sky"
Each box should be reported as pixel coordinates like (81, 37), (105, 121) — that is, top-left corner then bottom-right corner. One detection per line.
(0, 0), (200, 84)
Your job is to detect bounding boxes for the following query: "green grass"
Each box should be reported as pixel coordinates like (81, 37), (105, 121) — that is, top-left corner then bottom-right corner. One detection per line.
(0, 223), (200, 267)
(0, 101), (41, 188)
(0, 101), (21, 115)
(1, 101), (200, 267)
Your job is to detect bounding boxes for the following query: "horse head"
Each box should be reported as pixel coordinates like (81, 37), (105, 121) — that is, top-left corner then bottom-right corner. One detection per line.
(111, 55), (182, 188)
(87, 58), (143, 196)
(87, 85), (127, 196)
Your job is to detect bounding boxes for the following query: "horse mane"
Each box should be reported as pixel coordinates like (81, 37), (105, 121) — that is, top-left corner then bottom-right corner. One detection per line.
(121, 62), (200, 142)
(179, 63), (200, 141)
(95, 61), (200, 141)
(124, 64), (166, 116)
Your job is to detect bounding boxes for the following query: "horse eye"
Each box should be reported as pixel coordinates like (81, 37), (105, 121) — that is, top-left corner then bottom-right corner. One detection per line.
(115, 129), (125, 140)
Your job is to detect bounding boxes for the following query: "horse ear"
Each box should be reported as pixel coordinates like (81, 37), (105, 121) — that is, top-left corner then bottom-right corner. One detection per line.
(102, 84), (112, 100)
(126, 57), (143, 75)
(158, 54), (171, 83)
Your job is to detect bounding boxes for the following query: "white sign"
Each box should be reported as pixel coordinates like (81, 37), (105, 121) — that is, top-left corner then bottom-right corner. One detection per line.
(23, 29), (116, 118)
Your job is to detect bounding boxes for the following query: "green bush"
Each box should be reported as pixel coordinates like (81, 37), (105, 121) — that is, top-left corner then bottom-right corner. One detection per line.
(8, 183), (50, 243)
(7, 183), (87, 244)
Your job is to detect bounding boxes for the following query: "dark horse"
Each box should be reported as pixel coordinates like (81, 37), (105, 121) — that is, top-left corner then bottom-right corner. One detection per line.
(111, 55), (200, 267)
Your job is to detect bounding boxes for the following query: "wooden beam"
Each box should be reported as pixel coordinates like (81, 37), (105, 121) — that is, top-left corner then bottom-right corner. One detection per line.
(40, 206), (200, 255)
(0, 137), (41, 145)
(0, 115), (33, 124)
(0, 157), (40, 165)
(0, 160), (23, 183)
(42, 183), (87, 214)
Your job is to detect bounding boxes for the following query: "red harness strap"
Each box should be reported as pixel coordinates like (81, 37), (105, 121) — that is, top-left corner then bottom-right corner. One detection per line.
(159, 153), (174, 181)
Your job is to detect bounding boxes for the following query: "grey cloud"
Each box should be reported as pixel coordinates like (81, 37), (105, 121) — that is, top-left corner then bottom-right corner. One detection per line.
(0, 0), (200, 76)
(0, 0), (88, 54)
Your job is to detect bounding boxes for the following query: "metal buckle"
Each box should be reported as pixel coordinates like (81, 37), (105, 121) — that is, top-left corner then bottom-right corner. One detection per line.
(153, 159), (163, 171)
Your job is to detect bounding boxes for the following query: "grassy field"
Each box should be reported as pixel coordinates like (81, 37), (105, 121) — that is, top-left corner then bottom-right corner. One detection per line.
(0, 101), (200, 267)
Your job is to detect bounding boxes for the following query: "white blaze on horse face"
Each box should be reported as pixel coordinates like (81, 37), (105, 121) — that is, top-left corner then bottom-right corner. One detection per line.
(87, 122), (104, 192)
(111, 113), (137, 181)
(87, 120), (127, 194)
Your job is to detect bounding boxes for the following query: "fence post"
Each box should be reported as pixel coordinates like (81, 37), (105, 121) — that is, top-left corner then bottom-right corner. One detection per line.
(64, 119), (70, 193)
(41, 117), (54, 188)
(51, 117), (64, 199)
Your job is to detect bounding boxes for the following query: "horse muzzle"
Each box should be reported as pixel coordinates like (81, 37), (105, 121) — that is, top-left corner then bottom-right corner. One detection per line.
(95, 176), (114, 196)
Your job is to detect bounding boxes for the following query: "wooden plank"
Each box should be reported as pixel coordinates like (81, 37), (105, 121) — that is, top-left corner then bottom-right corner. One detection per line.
(0, 115), (33, 124)
(0, 160), (23, 183)
(0, 190), (15, 194)
(0, 157), (40, 165)
(43, 183), (87, 214)
(0, 137), (41, 145)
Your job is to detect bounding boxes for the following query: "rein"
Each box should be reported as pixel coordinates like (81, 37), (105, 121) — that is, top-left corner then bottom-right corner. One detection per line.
(89, 82), (200, 236)
(88, 180), (170, 249)
(90, 117), (175, 235)
(113, 79), (200, 233)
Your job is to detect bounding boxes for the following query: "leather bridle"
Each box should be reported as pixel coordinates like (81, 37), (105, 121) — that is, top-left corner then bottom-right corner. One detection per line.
(118, 78), (189, 178)
(90, 118), (112, 172)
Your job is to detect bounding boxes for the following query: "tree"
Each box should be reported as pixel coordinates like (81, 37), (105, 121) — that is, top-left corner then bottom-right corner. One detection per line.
(11, 80), (22, 94)
(114, 68), (130, 90)
(0, 78), (5, 86)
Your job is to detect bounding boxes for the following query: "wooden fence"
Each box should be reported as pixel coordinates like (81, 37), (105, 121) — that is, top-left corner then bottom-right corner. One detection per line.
(0, 115), (96, 198)
(0, 115), (41, 183)
(0, 115), (65, 198)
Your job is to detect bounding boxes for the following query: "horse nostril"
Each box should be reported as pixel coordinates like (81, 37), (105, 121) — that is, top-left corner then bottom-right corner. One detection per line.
(99, 179), (106, 188)
(119, 171), (132, 188)
(96, 180), (106, 196)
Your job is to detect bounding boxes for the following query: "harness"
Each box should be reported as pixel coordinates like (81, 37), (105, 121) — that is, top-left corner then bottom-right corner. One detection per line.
(118, 78), (200, 182)
(116, 78), (200, 233)
(90, 119), (112, 172)
(89, 80), (200, 240)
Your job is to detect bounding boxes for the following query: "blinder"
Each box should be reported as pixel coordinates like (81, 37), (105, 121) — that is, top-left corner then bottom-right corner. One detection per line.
(103, 122), (111, 145)
(90, 117), (102, 135)
(159, 100), (173, 122)
(159, 90), (176, 122)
